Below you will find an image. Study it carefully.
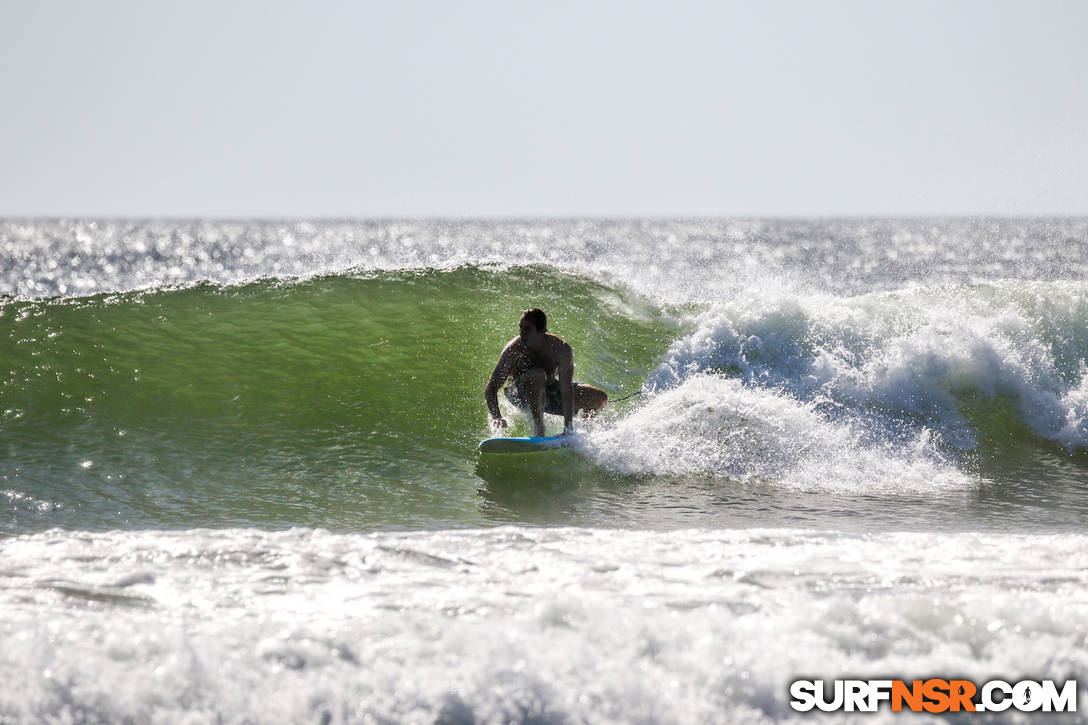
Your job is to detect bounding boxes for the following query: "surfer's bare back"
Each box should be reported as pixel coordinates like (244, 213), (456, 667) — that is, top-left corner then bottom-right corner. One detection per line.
(485, 308), (608, 437)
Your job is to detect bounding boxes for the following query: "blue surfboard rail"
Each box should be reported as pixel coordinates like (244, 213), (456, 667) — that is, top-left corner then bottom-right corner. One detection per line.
(477, 435), (571, 453)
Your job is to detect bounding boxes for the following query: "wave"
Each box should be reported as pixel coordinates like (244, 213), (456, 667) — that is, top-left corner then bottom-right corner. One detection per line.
(1, 265), (668, 438)
(4, 265), (1088, 532)
(0, 266), (676, 531)
(646, 281), (1088, 449)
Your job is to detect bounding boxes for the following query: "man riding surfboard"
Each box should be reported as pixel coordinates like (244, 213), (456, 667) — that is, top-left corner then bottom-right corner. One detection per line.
(485, 308), (608, 437)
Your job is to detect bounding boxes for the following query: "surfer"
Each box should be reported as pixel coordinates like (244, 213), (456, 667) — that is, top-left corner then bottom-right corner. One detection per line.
(485, 308), (608, 437)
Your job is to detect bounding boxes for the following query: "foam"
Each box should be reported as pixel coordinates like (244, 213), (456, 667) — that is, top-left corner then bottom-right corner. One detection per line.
(2, 526), (1087, 724)
(645, 281), (1088, 454)
(583, 373), (969, 493)
(1053, 364), (1088, 450)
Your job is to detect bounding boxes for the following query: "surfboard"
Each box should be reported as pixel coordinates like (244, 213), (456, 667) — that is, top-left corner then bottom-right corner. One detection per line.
(477, 435), (570, 453)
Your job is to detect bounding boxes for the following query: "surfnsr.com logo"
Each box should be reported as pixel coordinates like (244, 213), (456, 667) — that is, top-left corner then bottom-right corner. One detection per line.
(789, 679), (1078, 714)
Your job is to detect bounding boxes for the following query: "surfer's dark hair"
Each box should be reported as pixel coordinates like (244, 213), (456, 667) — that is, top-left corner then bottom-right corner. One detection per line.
(521, 308), (547, 333)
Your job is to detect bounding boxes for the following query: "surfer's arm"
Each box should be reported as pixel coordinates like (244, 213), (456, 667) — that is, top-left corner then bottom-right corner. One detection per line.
(484, 347), (513, 426)
(558, 348), (575, 433)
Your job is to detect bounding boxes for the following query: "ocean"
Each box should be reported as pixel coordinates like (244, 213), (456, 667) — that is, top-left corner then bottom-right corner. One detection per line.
(2, 218), (1088, 723)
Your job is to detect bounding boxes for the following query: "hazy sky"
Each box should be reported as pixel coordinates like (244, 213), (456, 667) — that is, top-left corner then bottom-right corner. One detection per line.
(2, 1), (1086, 217)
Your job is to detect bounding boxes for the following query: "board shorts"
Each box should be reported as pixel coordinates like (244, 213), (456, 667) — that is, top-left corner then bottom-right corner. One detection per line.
(504, 379), (576, 416)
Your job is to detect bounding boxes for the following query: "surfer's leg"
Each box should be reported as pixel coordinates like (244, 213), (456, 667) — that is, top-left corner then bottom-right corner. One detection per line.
(574, 384), (608, 418)
(514, 368), (548, 436)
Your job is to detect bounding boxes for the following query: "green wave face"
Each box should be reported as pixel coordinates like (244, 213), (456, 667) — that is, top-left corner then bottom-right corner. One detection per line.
(1, 266), (677, 532)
